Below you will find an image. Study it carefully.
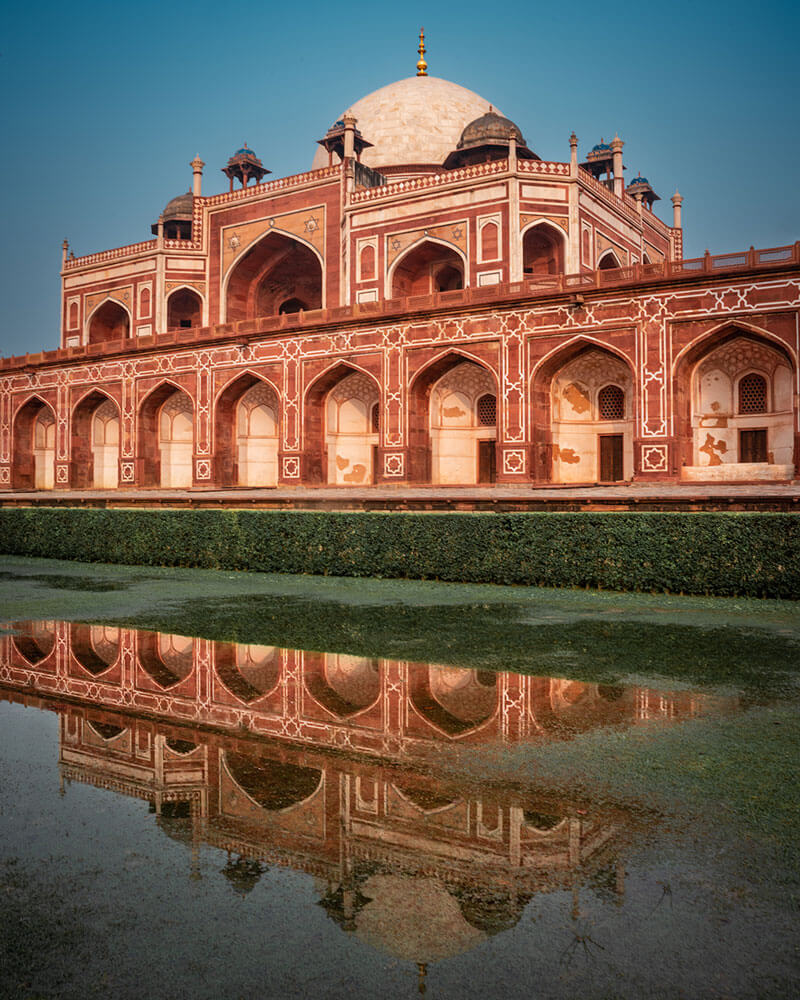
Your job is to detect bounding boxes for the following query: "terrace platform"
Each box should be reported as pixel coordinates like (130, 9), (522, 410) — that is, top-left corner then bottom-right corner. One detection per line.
(1, 481), (798, 512)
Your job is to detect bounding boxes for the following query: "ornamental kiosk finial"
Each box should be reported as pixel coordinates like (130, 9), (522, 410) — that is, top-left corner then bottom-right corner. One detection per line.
(416, 27), (428, 76)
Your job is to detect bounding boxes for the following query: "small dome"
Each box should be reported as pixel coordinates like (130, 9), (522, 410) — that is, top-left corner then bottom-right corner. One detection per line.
(627, 175), (650, 187)
(456, 111), (526, 151)
(234, 145), (259, 158)
(591, 141), (612, 153)
(162, 192), (193, 221)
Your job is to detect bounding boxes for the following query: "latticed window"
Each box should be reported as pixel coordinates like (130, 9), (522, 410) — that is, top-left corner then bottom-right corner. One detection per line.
(738, 373), (767, 413)
(371, 402), (380, 433)
(477, 394), (497, 426)
(598, 385), (625, 420)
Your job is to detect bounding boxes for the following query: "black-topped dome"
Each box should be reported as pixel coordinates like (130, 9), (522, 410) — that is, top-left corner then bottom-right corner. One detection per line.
(443, 109), (538, 169)
(151, 191), (193, 237)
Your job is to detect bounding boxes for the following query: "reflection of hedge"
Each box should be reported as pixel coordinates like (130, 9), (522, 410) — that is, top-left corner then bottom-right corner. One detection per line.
(0, 507), (798, 597)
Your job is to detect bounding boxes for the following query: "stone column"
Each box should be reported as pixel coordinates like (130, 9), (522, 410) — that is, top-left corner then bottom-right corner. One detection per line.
(611, 134), (624, 197)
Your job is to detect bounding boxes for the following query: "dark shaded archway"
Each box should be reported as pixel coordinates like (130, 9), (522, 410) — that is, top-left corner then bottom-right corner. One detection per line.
(225, 232), (322, 322)
(167, 288), (202, 329)
(391, 241), (464, 298)
(88, 300), (130, 344)
(522, 224), (564, 276)
(137, 382), (193, 487)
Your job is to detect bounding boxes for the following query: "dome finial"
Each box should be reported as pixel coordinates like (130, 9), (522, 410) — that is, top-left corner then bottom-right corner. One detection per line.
(416, 27), (428, 76)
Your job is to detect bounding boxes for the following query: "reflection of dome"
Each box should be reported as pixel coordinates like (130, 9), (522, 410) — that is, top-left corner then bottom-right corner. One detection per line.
(311, 76), (497, 171)
(353, 875), (486, 962)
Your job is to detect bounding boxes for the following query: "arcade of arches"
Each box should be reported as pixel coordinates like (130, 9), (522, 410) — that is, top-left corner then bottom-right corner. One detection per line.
(6, 327), (798, 490)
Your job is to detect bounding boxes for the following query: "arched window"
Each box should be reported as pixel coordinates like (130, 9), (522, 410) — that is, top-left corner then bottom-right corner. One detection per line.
(68, 301), (79, 329)
(598, 385), (625, 420)
(597, 251), (621, 270)
(278, 297), (307, 314)
(139, 286), (152, 318)
(480, 222), (499, 261)
(476, 393), (497, 426)
(738, 373), (767, 414)
(582, 229), (590, 265)
(360, 244), (376, 280)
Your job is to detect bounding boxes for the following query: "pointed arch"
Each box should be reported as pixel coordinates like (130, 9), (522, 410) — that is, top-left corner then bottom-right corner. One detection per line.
(597, 249), (622, 270)
(388, 237), (467, 300)
(521, 220), (567, 276)
(221, 751), (323, 814)
(408, 350), (499, 483)
(408, 665), (499, 739)
(70, 389), (120, 488)
(223, 230), (324, 323)
(304, 652), (382, 720)
(673, 323), (797, 477)
(166, 286), (204, 330)
(214, 371), (280, 486)
(12, 395), (56, 489)
(137, 380), (194, 487)
(303, 361), (381, 484)
(530, 339), (635, 483)
(85, 297), (131, 345)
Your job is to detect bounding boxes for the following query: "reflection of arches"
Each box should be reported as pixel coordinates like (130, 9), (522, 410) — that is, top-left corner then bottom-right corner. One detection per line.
(137, 383), (194, 487)
(223, 751), (323, 812)
(303, 362), (380, 484)
(71, 390), (119, 488)
(429, 360), (498, 484)
(522, 222), (565, 276)
(71, 624), (120, 675)
(214, 373), (280, 487)
(391, 782), (461, 814)
(531, 340), (634, 483)
(408, 351), (498, 483)
(12, 397), (56, 489)
(224, 231), (323, 322)
(87, 720), (127, 741)
(214, 642), (281, 703)
(12, 621), (56, 665)
(409, 665), (497, 737)
(305, 652), (381, 719)
(680, 328), (795, 476)
(86, 298), (131, 345)
(166, 287), (202, 329)
(390, 239), (465, 298)
(138, 632), (194, 689)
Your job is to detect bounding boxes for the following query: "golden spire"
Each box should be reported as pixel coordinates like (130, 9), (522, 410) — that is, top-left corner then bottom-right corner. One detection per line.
(416, 27), (428, 76)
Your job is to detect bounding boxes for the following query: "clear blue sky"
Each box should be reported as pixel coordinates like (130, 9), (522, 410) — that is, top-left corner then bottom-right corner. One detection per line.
(1, 0), (798, 357)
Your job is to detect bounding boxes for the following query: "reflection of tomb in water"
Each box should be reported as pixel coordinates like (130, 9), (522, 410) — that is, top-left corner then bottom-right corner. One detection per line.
(72, 624), (120, 675)
(138, 631), (194, 689)
(86, 720), (127, 742)
(214, 642), (280, 703)
(305, 652), (381, 719)
(11, 620), (56, 665)
(409, 664), (498, 737)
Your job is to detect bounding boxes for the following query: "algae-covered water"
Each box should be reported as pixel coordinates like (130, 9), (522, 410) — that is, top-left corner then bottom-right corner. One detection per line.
(0, 556), (798, 999)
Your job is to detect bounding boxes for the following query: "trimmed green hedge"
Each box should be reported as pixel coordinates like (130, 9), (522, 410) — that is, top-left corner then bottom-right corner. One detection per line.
(0, 507), (798, 597)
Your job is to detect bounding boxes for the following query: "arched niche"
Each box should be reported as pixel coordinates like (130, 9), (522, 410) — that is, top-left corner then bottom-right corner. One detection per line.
(549, 348), (633, 483)
(225, 232), (322, 323)
(409, 356), (498, 484)
(13, 397), (56, 489)
(680, 330), (795, 479)
(304, 652), (381, 719)
(137, 631), (194, 689)
(214, 641), (281, 703)
(71, 391), (119, 489)
(391, 240), (464, 298)
(325, 372), (380, 485)
(87, 299), (130, 345)
(137, 384), (193, 487)
(167, 288), (203, 330)
(214, 374), (280, 487)
(522, 223), (565, 276)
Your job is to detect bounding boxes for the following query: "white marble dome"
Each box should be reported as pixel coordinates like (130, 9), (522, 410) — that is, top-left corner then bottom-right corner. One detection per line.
(311, 76), (500, 171)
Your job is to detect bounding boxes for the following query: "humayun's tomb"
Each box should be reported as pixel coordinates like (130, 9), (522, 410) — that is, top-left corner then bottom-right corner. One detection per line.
(1, 35), (798, 494)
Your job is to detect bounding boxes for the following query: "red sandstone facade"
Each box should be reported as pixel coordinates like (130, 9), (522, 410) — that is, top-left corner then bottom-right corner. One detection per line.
(1, 72), (798, 490)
